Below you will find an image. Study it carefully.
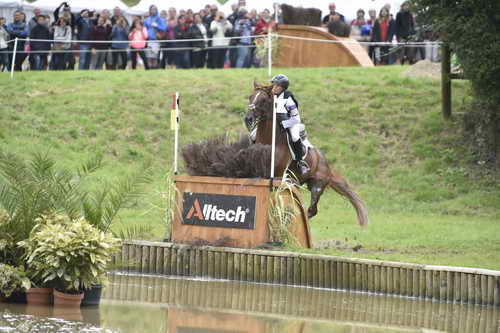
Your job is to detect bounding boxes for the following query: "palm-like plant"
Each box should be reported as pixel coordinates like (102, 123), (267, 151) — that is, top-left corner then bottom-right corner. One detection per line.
(0, 150), (153, 265)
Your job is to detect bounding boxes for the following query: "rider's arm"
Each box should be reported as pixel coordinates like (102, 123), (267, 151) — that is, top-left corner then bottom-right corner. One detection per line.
(285, 97), (300, 118)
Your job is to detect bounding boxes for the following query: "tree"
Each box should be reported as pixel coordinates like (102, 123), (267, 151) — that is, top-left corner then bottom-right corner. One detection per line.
(411, 0), (500, 167)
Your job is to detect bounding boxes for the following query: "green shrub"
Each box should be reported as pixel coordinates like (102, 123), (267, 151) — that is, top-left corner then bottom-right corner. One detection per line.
(19, 216), (120, 292)
(0, 264), (31, 298)
(412, 0), (500, 166)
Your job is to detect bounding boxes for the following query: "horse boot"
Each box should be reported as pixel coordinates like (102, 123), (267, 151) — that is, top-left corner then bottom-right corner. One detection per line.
(292, 139), (310, 175)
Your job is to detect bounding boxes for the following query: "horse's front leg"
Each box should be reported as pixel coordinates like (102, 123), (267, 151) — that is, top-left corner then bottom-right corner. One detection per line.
(306, 179), (328, 219)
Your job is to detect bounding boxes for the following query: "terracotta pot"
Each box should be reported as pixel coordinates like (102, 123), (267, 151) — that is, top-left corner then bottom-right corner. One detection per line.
(26, 288), (53, 305)
(53, 289), (84, 308)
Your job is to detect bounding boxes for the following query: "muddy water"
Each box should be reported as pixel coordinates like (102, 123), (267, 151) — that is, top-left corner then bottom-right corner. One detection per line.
(1, 272), (499, 333)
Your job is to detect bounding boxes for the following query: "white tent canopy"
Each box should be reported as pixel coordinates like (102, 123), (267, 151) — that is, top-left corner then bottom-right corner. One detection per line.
(0, 0), (23, 20)
(127, 0), (222, 16)
(220, 0), (404, 19)
(24, 0), (130, 14)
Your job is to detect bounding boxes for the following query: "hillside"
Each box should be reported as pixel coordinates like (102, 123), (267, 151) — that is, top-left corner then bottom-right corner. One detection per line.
(1, 67), (499, 269)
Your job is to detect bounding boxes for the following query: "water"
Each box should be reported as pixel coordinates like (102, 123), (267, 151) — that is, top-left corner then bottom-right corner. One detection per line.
(1, 272), (499, 333)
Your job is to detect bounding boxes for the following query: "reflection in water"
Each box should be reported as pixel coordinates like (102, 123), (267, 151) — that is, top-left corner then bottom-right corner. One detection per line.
(0, 306), (112, 333)
(101, 273), (500, 333)
(1, 273), (499, 333)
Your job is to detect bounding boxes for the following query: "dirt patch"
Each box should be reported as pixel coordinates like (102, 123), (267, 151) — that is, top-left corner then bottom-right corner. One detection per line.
(313, 239), (366, 253)
(402, 60), (441, 80)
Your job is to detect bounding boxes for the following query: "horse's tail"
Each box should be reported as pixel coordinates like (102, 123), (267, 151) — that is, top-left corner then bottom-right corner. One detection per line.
(328, 173), (369, 227)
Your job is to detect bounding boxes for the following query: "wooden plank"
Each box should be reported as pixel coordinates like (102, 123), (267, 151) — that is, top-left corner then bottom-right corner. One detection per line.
(169, 248), (177, 276)
(494, 276), (499, 306)
(273, 256), (280, 284)
(164, 247), (171, 276)
(240, 253), (248, 282)
(324, 260), (332, 289)
(246, 254), (254, 282)
(156, 247), (164, 275)
(432, 270), (440, 300)
(426, 270), (433, 299)
(254, 254), (261, 282)
(287, 257), (294, 285)
(141, 246), (149, 273)
(149, 246), (156, 274)
(380, 266), (387, 294)
(311, 259), (318, 288)
(227, 252), (234, 280)
(461, 273), (468, 303)
(367, 265), (374, 293)
(342, 262), (349, 290)
(259, 256), (266, 283)
(266, 256), (274, 283)
(293, 257), (301, 285)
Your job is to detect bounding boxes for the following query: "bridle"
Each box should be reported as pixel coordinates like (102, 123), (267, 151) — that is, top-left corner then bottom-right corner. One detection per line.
(247, 89), (273, 131)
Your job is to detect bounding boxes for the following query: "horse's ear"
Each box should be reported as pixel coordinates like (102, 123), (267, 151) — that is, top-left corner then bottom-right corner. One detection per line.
(253, 80), (260, 89)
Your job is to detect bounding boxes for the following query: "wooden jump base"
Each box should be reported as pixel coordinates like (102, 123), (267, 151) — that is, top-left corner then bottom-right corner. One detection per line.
(172, 176), (312, 249)
(113, 240), (500, 307)
(275, 25), (374, 68)
(103, 273), (500, 332)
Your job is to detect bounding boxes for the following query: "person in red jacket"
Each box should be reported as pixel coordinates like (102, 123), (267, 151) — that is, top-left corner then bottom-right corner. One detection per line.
(371, 7), (395, 65)
(255, 9), (275, 35)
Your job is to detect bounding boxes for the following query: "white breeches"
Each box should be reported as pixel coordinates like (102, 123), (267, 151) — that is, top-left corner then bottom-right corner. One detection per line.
(289, 124), (301, 142)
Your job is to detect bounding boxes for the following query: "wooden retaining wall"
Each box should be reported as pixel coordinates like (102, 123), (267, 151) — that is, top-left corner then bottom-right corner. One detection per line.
(114, 240), (500, 307)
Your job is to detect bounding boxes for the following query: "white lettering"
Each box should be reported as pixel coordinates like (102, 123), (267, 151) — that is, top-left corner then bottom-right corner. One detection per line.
(226, 210), (236, 222)
(199, 204), (248, 223)
(202, 204), (210, 219)
(235, 206), (246, 223)
(210, 205), (218, 221)
(216, 209), (225, 221)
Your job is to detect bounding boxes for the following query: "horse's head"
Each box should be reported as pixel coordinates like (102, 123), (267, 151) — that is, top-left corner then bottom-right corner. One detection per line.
(244, 81), (274, 132)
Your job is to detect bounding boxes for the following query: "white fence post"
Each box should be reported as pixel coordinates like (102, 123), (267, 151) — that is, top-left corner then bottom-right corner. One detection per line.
(270, 96), (277, 179)
(174, 92), (180, 175)
(267, 32), (272, 78)
(10, 38), (18, 79)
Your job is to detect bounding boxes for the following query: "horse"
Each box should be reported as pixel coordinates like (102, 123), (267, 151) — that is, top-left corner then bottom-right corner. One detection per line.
(244, 83), (369, 226)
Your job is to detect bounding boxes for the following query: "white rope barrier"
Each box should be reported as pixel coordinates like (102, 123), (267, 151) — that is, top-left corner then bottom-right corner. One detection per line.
(0, 44), (256, 55)
(275, 33), (442, 46)
(11, 33), (442, 47)
(12, 34), (267, 44)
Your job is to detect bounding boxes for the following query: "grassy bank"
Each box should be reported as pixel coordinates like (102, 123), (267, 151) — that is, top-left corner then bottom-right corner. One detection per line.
(1, 67), (499, 270)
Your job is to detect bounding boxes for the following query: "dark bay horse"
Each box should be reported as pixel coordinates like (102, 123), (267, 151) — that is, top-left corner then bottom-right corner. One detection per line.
(245, 83), (369, 226)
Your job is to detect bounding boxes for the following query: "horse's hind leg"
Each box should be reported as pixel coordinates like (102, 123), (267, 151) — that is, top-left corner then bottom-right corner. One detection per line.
(307, 179), (328, 219)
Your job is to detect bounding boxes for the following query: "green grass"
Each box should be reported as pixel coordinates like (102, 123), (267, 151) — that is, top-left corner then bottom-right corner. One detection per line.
(1, 67), (499, 270)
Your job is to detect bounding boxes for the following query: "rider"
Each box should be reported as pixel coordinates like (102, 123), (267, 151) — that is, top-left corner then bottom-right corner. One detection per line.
(271, 74), (310, 175)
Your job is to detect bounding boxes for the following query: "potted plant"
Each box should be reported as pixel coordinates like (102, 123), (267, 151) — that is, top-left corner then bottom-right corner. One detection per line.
(19, 215), (120, 307)
(0, 263), (31, 303)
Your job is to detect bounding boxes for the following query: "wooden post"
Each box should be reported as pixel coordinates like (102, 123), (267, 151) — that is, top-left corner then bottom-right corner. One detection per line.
(441, 43), (452, 119)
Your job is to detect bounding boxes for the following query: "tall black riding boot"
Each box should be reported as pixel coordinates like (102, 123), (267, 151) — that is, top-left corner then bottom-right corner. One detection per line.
(292, 140), (310, 175)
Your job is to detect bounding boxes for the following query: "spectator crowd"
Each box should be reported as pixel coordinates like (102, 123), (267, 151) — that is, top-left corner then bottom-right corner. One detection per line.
(0, 0), (436, 72)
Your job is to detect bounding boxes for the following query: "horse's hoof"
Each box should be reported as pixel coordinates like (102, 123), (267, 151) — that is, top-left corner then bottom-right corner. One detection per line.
(307, 209), (317, 219)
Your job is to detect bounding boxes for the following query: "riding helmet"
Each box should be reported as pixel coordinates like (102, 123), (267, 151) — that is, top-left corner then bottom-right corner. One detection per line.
(271, 74), (289, 89)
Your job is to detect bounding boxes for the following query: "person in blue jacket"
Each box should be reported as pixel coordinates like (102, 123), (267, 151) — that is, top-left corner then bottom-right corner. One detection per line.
(144, 5), (167, 69)
(6, 10), (29, 71)
(75, 9), (93, 70)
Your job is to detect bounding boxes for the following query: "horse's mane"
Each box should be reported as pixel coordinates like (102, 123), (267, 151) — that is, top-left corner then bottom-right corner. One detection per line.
(254, 84), (273, 97)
